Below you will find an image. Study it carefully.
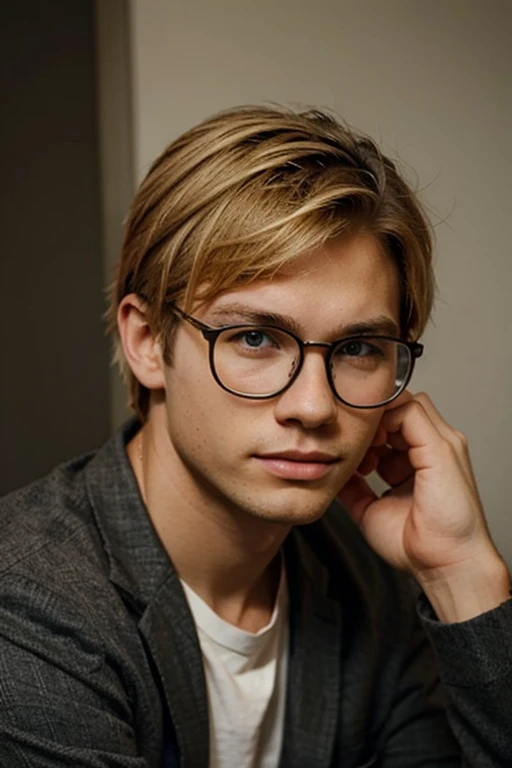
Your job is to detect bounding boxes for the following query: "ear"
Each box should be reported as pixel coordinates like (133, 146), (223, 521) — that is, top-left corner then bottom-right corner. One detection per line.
(117, 294), (166, 390)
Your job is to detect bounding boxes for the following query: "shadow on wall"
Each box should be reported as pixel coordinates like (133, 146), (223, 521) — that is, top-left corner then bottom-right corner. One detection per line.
(0, 0), (110, 495)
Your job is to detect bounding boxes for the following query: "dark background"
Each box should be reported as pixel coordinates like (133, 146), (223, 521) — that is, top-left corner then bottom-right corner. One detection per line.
(0, 1), (110, 494)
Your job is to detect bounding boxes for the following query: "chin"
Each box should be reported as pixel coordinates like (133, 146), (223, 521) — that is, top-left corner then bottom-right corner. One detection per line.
(241, 492), (335, 527)
(262, 510), (327, 527)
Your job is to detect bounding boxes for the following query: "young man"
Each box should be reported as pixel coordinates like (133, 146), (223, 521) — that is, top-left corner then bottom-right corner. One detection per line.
(1, 106), (511, 767)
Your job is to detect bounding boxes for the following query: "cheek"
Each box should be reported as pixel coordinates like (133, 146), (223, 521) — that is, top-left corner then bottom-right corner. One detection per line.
(167, 377), (215, 437)
(342, 407), (384, 456)
(163, 365), (248, 455)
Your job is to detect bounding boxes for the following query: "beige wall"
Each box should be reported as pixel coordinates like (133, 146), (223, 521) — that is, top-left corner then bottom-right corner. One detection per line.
(123, 0), (511, 562)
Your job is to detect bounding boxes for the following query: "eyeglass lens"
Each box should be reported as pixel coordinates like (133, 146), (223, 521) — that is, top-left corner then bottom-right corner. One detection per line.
(212, 326), (411, 406)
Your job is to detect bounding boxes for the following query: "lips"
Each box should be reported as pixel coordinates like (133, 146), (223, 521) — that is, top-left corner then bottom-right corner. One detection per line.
(254, 450), (340, 481)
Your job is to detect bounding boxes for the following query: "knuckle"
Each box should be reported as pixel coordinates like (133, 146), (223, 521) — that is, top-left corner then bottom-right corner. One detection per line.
(453, 429), (468, 448)
(441, 439), (458, 462)
(409, 399), (426, 417)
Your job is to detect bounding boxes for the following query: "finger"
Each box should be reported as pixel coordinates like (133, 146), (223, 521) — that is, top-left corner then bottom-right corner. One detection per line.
(384, 388), (414, 412)
(357, 443), (393, 475)
(413, 392), (462, 444)
(379, 390), (414, 451)
(381, 475), (414, 500)
(357, 449), (380, 476)
(375, 447), (415, 488)
(411, 393), (475, 485)
(386, 392), (468, 458)
(359, 444), (415, 488)
(385, 430), (410, 452)
(357, 421), (395, 476)
(380, 397), (445, 470)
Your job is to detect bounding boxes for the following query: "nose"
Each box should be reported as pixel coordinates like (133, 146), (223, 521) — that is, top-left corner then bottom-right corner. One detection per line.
(273, 348), (338, 429)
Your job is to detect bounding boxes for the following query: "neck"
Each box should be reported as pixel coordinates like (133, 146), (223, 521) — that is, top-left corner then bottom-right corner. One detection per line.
(127, 417), (290, 632)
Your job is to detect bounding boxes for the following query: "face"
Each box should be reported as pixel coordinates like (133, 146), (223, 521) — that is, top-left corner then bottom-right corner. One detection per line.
(153, 234), (401, 527)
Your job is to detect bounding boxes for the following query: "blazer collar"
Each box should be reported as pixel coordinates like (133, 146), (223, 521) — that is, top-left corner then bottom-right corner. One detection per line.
(84, 418), (170, 605)
(84, 419), (209, 767)
(84, 419), (344, 768)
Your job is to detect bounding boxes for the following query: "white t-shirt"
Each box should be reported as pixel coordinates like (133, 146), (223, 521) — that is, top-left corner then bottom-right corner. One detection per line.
(181, 567), (289, 768)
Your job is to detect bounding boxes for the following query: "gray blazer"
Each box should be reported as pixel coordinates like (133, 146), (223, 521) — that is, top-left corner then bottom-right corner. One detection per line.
(0, 420), (511, 767)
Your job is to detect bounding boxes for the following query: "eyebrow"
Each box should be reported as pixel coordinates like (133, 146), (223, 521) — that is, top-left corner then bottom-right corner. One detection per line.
(342, 317), (400, 337)
(207, 303), (400, 338)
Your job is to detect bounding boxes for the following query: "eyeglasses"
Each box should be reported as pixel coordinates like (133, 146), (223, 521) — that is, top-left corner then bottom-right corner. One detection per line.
(170, 304), (423, 409)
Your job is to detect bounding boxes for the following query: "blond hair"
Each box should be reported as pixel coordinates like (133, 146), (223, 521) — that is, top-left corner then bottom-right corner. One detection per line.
(107, 105), (434, 420)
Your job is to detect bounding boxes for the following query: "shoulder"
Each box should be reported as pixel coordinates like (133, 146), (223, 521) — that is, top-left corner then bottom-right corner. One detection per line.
(0, 450), (148, 719)
(0, 458), (161, 765)
(0, 453), (122, 649)
(0, 452), (101, 579)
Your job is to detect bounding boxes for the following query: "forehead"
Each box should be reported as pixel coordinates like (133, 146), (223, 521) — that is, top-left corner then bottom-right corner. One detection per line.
(200, 234), (401, 336)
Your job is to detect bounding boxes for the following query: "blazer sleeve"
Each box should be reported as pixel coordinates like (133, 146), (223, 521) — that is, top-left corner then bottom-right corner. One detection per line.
(369, 590), (462, 768)
(0, 573), (150, 768)
(419, 596), (512, 767)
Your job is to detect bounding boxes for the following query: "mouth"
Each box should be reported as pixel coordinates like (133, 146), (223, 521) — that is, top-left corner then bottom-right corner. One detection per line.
(253, 450), (341, 481)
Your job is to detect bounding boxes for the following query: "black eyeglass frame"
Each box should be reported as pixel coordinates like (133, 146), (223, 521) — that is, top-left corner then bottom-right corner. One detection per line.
(170, 303), (423, 409)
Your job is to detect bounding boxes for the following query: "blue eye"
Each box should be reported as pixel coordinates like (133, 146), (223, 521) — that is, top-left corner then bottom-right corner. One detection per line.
(242, 330), (268, 348)
(224, 328), (281, 352)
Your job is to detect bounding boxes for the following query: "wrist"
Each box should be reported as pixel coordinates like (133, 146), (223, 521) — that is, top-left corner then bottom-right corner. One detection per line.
(415, 551), (511, 624)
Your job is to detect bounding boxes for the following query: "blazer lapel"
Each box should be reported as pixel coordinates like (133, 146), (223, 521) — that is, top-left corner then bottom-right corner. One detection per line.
(139, 572), (210, 768)
(280, 531), (342, 768)
(85, 421), (210, 767)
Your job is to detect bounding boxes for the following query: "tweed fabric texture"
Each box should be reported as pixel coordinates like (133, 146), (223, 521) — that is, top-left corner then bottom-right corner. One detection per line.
(1, 419), (511, 766)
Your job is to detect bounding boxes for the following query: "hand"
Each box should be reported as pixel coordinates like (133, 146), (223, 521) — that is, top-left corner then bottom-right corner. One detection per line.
(338, 391), (510, 621)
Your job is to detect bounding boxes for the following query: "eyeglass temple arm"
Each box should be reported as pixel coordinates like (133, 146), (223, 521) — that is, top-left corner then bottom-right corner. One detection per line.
(170, 303), (214, 333)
